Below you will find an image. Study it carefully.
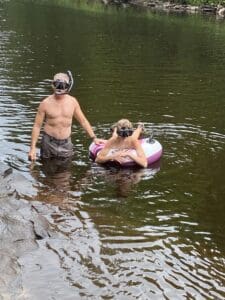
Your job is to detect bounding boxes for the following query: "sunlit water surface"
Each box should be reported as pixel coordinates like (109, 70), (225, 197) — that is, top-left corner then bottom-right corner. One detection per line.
(0, 1), (225, 299)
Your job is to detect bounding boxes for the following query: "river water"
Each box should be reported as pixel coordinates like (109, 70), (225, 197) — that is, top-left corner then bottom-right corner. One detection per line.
(0, 1), (225, 299)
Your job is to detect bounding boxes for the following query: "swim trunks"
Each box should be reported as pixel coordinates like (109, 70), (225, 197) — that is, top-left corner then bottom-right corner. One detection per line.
(40, 132), (74, 159)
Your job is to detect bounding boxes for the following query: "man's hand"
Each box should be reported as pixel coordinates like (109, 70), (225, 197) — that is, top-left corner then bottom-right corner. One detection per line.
(93, 137), (106, 145)
(28, 148), (37, 161)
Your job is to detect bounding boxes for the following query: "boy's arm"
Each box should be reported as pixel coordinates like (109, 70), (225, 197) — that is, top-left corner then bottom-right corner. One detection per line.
(124, 138), (147, 168)
(95, 137), (117, 163)
(132, 123), (144, 139)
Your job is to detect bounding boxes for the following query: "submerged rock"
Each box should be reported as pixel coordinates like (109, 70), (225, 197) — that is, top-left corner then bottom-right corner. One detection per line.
(0, 162), (52, 295)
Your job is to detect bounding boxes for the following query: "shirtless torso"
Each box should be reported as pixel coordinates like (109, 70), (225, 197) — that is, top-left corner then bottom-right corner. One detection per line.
(42, 94), (77, 139)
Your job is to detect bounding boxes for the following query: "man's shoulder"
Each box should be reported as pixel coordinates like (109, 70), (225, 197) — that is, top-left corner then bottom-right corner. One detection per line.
(36, 95), (50, 110)
(66, 95), (80, 109)
(41, 95), (52, 104)
(67, 94), (79, 103)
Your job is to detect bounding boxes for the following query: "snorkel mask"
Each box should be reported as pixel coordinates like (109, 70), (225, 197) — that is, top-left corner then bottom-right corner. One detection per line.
(117, 127), (133, 137)
(52, 70), (74, 95)
(110, 119), (134, 138)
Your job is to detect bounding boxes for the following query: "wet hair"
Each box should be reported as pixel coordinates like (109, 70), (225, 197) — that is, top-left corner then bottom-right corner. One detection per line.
(114, 119), (134, 138)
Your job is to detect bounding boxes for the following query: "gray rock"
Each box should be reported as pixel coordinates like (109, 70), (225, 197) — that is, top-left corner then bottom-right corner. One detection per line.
(0, 162), (52, 294)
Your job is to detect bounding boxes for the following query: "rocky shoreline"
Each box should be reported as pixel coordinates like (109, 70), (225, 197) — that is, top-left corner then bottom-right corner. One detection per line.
(0, 161), (105, 297)
(100, 0), (225, 17)
(0, 162), (52, 296)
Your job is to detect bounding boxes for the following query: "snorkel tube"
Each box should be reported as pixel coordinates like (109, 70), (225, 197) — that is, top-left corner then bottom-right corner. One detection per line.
(66, 70), (74, 92)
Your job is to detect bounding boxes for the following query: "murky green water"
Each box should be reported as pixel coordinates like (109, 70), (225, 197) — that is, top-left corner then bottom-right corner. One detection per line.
(0, 1), (225, 299)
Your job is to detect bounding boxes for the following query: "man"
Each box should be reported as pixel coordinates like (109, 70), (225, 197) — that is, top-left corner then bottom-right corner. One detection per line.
(28, 71), (102, 161)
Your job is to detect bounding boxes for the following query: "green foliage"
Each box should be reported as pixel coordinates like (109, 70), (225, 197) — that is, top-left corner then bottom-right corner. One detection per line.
(164, 0), (224, 5)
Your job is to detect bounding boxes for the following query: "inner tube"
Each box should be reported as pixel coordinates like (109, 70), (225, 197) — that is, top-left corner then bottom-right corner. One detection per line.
(89, 138), (163, 167)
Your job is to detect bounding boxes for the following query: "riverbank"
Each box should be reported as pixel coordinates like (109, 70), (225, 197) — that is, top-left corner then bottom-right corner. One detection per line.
(100, 0), (225, 17)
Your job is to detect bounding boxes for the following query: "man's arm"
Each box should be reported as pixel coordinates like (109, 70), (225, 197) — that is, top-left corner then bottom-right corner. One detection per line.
(28, 103), (45, 161)
(73, 101), (103, 144)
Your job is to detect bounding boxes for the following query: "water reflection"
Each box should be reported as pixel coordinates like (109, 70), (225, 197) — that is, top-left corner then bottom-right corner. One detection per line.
(90, 161), (161, 198)
(28, 158), (73, 207)
(30, 155), (161, 202)
(41, 158), (72, 189)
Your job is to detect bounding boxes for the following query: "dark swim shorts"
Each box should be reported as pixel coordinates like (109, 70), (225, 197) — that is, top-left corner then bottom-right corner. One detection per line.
(40, 132), (74, 159)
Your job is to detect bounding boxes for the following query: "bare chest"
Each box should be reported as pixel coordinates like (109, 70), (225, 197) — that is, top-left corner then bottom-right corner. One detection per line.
(45, 103), (74, 120)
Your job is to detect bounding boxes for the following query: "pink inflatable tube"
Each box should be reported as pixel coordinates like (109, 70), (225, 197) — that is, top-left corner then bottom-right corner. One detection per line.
(89, 138), (163, 167)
